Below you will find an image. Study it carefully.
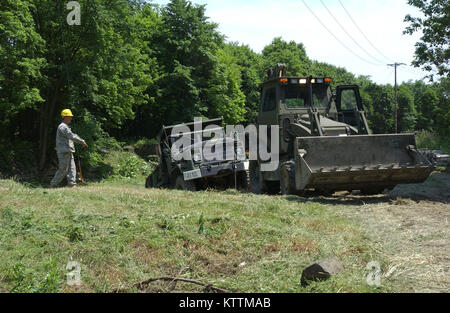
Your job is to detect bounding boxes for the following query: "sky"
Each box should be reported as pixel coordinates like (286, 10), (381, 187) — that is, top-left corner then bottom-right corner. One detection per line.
(150, 0), (430, 85)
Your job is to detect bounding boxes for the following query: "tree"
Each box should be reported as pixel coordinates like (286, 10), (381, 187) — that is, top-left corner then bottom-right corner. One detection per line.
(413, 80), (439, 131)
(0, 0), (154, 170)
(363, 84), (395, 134)
(261, 38), (311, 76)
(225, 43), (263, 121)
(148, 0), (228, 130)
(0, 0), (46, 143)
(206, 49), (246, 124)
(397, 84), (417, 132)
(404, 0), (450, 78)
(310, 61), (357, 87)
(432, 77), (450, 137)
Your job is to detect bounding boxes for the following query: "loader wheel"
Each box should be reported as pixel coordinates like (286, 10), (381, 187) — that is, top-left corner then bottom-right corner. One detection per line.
(236, 170), (250, 192)
(249, 161), (266, 194)
(280, 162), (296, 195)
(360, 187), (385, 195)
(175, 175), (197, 191)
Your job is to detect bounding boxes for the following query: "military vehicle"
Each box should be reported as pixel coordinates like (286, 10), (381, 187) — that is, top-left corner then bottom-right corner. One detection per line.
(249, 64), (434, 195)
(145, 118), (249, 191)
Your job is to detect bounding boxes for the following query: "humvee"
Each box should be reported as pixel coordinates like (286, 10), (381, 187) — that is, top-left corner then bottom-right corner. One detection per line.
(145, 118), (249, 191)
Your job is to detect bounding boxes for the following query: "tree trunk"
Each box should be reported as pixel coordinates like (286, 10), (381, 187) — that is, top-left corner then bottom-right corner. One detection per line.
(39, 78), (63, 171)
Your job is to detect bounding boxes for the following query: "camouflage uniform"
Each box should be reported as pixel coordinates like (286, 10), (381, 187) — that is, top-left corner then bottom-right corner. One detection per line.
(50, 122), (86, 187)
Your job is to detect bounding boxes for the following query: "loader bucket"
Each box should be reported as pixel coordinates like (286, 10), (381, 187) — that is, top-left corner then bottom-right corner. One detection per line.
(294, 134), (434, 192)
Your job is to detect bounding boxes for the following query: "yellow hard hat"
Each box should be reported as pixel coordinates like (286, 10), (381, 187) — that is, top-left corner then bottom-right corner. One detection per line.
(61, 109), (74, 117)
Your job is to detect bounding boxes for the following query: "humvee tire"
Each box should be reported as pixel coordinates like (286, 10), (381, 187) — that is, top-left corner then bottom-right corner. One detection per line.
(145, 165), (159, 188)
(175, 175), (197, 191)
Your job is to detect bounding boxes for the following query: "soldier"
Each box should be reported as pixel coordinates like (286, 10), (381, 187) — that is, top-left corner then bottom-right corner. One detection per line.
(50, 109), (88, 187)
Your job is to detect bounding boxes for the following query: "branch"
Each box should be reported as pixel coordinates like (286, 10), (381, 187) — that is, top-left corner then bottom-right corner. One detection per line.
(134, 276), (229, 293)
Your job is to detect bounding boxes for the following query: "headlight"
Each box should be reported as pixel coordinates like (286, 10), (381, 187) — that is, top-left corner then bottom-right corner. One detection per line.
(193, 152), (202, 163)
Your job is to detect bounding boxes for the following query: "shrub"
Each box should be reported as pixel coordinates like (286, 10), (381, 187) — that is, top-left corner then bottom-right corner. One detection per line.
(107, 151), (152, 179)
(416, 130), (450, 153)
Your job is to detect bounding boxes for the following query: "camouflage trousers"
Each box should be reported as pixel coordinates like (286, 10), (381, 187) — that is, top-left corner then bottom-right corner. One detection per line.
(50, 152), (76, 187)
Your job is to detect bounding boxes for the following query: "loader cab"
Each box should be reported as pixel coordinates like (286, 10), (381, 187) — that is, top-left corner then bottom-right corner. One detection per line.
(277, 77), (332, 115)
(335, 85), (363, 127)
(334, 85), (370, 135)
(258, 81), (279, 126)
(258, 77), (332, 117)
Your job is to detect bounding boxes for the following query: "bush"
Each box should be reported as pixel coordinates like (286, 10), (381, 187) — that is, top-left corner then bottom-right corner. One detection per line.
(125, 137), (158, 161)
(416, 130), (450, 153)
(106, 151), (152, 179)
(71, 111), (123, 180)
(0, 140), (38, 177)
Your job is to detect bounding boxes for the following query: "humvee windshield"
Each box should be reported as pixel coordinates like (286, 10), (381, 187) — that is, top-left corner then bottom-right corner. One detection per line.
(282, 84), (329, 109)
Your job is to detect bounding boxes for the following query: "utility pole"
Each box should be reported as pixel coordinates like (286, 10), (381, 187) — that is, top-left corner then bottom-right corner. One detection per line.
(387, 62), (405, 133)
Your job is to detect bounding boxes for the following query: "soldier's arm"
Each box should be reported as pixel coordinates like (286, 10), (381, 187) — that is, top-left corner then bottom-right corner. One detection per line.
(60, 124), (86, 144)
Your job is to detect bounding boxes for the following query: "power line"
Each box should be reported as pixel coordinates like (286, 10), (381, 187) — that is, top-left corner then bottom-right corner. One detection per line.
(384, 67), (394, 82)
(301, 0), (381, 66)
(320, 0), (386, 65)
(338, 0), (395, 63)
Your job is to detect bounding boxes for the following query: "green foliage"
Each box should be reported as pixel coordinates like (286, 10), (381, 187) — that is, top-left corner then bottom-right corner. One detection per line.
(207, 48), (246, 124)
(9, 258), (61, 293)
(413, 80), (439, 131)
(431, 77), (450, 137)
(362, 83), (394, 134)
(397, 84), (417, 132)
(37, 257), (61, 292)
(70, 111), (122, 179)
(0, 0), (46, 136)
(262, 37), (311, 76)
(225, 43), (263, 121)
(416, 130), (450, 153)
(131, 137), (158, 161)
(404, 0), (450, 77)
(310, 61), (357, 87)
(66, 225), (84, 242)
(107, 151), (152, 179)
(0, 140), (37, 176)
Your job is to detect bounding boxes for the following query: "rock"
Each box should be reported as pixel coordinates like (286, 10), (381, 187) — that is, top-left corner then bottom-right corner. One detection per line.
(301, 256), (344, 286)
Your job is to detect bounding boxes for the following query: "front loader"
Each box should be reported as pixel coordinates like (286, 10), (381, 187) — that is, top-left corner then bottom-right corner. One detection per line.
(249, 64), (433, 195)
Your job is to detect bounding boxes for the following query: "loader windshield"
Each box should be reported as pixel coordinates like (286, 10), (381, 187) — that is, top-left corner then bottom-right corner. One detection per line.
(282, 85), (328, 109)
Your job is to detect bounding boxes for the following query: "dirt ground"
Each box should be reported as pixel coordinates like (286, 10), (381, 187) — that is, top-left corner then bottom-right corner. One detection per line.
(315, 171), (450, 292)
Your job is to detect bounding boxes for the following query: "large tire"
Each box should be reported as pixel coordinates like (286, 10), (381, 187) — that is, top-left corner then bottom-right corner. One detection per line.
(280, 162), (296, 195)
(249, 160), (266, 194)
(175, 175), (197, 191)
(236, 170), (250, 192)
(280, 161), (306, 196)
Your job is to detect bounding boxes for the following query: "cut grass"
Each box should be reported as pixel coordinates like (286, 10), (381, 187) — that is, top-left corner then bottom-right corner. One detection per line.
(0, 177), (385, 293)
